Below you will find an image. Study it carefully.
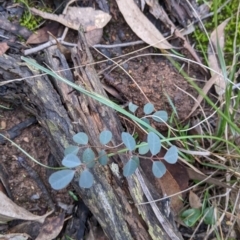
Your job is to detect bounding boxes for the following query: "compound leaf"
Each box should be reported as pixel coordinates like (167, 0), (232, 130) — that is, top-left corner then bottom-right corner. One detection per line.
(73, 132), (88, 145)
(99, 130), (112, 145)
(152, 111), (168, 123)
(164, 145), (178, 164)
(79, 169), (94, 188)
(123, 158), (139, 177)
(138, 142), (149, 155)
(82, 148), (95, 168)
(98, 150), (109, 166)
(143, 103), (154, 114)
(64, 145), (79, 156)
(62, 154), (81, 168)
(152, 161), (166, 178)
(181, 208), (202, 227)
(49, 169), (75, 190)
(147, 132), (161, 155)
(121, 132), (136, 151)
(128, 102), (138, 113)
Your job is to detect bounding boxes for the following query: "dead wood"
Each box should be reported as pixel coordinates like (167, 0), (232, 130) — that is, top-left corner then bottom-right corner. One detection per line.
(0, 29), (184, 240)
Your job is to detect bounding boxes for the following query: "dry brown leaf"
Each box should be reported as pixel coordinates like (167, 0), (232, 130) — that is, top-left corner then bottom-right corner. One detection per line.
(30, 7), (111, 31)
(140, 149), (189, 216)
(159, 162), (189, 215)
(189, 191), (202, 209)
(26, 22), (59, 44)
(85, 28), (103, 46)
(187, 18), (230, 118)
(101, 83), (124, 102)
(35, 214), (64, 240)
(116, 0), (172, 49)
(0, 192), (52, 224)
(0, 42), (9, 56)
(159, 169), (184, 215)
(164, 162), (189, 198)
(208, 18), (230, 96)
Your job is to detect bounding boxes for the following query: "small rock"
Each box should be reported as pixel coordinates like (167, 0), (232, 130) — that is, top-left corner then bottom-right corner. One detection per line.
(0, 120), (6, 129)
(23, 137), (29, 143)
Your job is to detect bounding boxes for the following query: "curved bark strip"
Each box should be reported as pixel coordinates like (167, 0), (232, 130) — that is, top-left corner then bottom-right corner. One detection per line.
(0, 29), (183, 239)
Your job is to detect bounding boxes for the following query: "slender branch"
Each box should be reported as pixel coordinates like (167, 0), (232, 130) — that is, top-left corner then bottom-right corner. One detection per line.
(24, 39), (145, 55)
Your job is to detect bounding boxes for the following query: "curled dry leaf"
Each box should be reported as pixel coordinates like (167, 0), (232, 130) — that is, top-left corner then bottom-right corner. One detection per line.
(116, 0), (172, 50)
(35, 213), (65, 240)
(160, 162), (189, 215)
(189, 190), (202, 209)
(159, 169), (184, 215)
(208, 18), (230, 96)
(0, 192), (52, 224)
(186, 19), (230, 118)
(30, 7), (111, 31)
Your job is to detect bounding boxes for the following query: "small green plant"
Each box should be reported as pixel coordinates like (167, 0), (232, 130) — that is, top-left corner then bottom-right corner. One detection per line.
(48, 102), (179, 189)
(194, 0), (240, 64)
(14, 0), (51, 30)
(181, 191), (216, 227)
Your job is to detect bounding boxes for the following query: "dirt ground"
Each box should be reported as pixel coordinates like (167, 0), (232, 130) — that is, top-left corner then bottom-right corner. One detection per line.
(0, 0), (210, 239)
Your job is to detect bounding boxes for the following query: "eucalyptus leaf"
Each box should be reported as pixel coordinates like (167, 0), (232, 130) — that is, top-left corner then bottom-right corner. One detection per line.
(98, 150), (109, 166)
(99, 130), (112, 145)
(152, 161), (166, 178)
(123, 159), (138, 177)
(79, 170), (94, 188)
(152, 111), (168, 123)
(138, 142), (149, 155)
(121, 132), (136, 151)
(62, 154), (81, 168)
(147, 132), (161, 155)
(164, 146), (178, 164)
(82, 148), (95, 168)
(143, 103), (154, 114)
(128, 102), (138, 113)
(73, 132), (88, 145)
(64, 145), (79, 156)
(49, 170), (75, 190)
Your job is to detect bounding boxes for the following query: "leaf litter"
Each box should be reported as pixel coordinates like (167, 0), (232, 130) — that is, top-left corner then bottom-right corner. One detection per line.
(0, 192), (52, 223)
(116, 0), (172, 50)
(0, 1), (236, 238)
(186, 18), (230, 118)
(30, 7), (111, 31)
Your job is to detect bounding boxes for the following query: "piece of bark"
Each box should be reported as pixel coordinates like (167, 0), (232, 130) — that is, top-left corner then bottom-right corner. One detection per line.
(0, 16), (32, 39)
